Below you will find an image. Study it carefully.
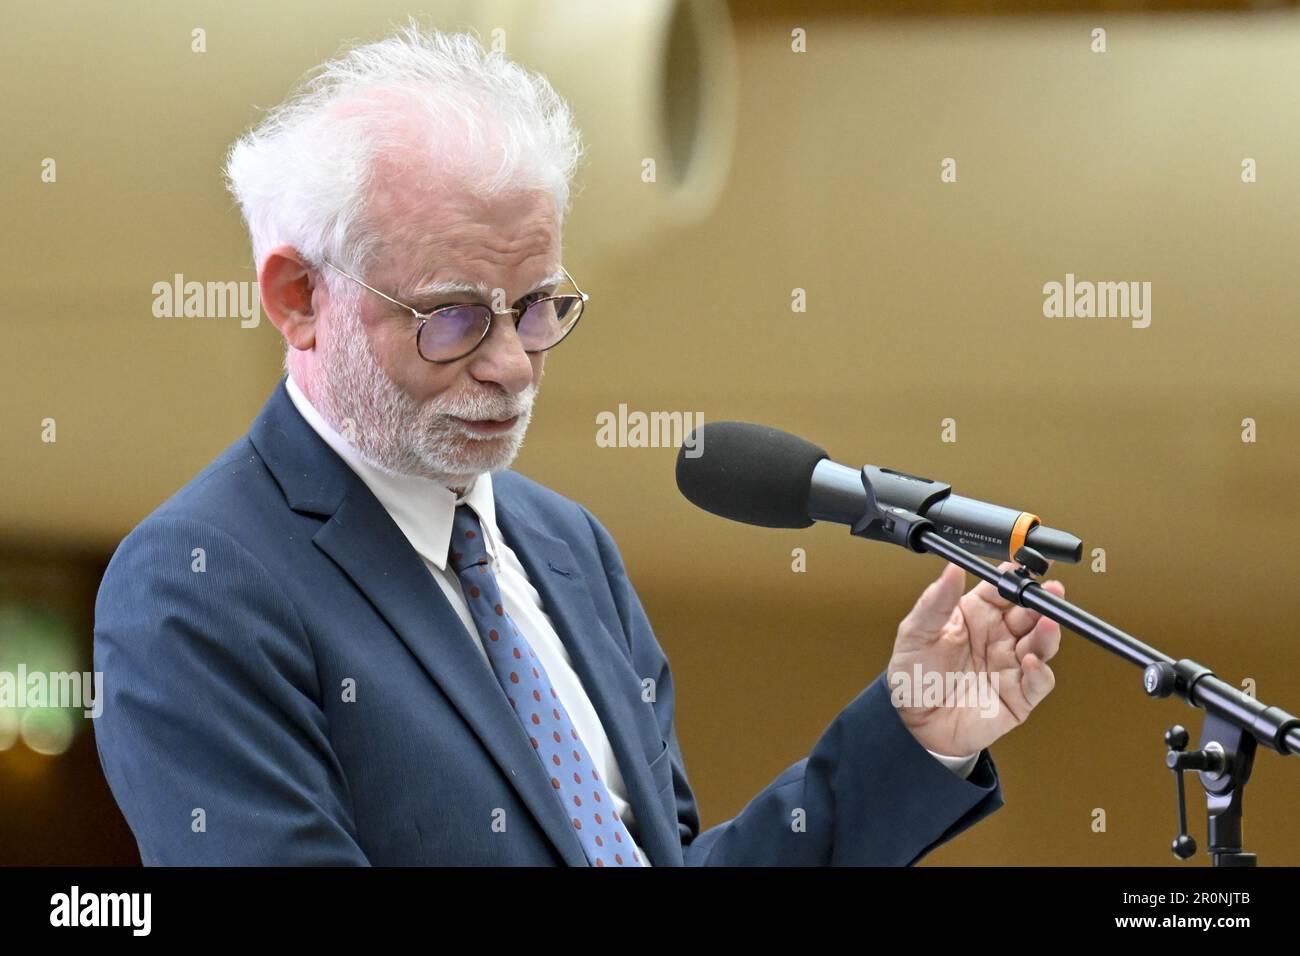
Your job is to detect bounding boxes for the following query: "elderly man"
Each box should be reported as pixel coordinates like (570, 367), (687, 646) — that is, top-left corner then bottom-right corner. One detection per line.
(93, 25), (1064, 866)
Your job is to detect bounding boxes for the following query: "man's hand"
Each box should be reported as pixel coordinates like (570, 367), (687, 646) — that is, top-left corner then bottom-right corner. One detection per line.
(887, 561), (1064, 758)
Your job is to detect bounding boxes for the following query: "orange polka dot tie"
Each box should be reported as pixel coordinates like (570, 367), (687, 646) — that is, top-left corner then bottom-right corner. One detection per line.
(449, 504), (643, 866)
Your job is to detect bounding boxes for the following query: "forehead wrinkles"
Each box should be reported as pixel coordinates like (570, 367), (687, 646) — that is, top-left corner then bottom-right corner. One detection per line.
(366, 175), (559, 287)
(397, 220), (558, 297)
(430, 200), (557, 254)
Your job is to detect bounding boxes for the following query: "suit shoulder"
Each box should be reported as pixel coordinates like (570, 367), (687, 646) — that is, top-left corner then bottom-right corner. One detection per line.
(95, 439), (303, 649)
(492, 469), (624, 557)
(108, 434), (285, 567)
(492, 469), (589, 521)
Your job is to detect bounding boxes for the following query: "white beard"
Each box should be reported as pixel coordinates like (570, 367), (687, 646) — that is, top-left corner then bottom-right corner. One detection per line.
(311, 287), (538, 487)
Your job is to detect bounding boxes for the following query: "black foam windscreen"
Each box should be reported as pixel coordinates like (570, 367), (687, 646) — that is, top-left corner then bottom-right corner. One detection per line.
(675, 421), (828, 528)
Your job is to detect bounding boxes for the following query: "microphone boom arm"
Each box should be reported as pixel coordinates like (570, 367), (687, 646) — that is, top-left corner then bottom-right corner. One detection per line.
(850, 465), (1300, 865)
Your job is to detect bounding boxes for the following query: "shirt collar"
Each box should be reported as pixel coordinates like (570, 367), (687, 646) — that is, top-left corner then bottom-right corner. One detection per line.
(284, 374), (498, 571)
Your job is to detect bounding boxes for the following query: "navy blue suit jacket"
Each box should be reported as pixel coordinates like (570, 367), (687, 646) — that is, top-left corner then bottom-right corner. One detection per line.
(92, 378), (1003, 865)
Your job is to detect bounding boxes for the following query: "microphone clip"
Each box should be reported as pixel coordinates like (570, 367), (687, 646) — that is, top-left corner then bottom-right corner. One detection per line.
(850, 467), (934, 553)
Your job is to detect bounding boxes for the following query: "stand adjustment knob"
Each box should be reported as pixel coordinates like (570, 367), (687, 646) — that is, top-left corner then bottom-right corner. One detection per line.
(1163, 724), (1198, 861)
(1144, 662), (1177, 698)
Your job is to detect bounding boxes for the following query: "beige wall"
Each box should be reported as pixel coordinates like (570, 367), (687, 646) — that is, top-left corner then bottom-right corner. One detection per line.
(3, 3), (1297, 863)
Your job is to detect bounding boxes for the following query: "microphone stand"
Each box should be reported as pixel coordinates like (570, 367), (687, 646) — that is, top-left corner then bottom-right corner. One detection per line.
(849, 467), (1300, 866)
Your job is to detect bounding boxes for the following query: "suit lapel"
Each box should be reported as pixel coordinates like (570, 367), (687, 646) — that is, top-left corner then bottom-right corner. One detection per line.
(494, 493), (682, 867)
(312, 489), (591, 866)
(250, 377), (680, 866)
(250, 379), (588, 866)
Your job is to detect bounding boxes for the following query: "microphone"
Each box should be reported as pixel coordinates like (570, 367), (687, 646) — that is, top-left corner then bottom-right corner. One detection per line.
(675, 421), (1082, 564)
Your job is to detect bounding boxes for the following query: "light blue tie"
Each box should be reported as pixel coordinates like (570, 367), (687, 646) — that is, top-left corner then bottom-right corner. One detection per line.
(449, 504), (644, 867)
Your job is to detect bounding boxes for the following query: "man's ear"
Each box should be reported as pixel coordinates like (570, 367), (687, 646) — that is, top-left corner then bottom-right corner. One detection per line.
(260, 246), (318, 351)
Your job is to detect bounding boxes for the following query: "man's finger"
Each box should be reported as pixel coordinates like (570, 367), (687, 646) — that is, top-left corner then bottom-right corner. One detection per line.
(969, 561), (1018, 609)
(1016, 613), (1062, 665)
(1003, 579), (1065, 636)
(1020, 654), (1056, 711)
(900, 562), (966, 637)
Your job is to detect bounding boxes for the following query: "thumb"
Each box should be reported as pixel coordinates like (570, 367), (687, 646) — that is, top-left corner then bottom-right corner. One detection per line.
(902, 563), (966, 637)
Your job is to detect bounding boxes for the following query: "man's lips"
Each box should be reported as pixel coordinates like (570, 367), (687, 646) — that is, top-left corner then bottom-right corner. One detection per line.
(449, 414), (519, 435)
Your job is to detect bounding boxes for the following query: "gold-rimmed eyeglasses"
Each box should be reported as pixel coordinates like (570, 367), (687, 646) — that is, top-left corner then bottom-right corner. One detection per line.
(322, 261), (588, 364)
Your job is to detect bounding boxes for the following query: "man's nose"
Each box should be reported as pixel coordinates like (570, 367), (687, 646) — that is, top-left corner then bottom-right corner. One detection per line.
(467, 311), (534, 393)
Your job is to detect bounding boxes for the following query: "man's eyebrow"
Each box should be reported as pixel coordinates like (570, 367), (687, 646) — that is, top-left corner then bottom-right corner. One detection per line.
(408, 269), (567, 303)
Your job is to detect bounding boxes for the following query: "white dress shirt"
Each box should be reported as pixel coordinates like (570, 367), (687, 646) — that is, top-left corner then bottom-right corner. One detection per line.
(286, 376), (977, 866)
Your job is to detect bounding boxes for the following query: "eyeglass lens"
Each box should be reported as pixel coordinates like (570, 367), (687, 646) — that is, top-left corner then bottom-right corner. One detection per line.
(417, 296), (583, 361)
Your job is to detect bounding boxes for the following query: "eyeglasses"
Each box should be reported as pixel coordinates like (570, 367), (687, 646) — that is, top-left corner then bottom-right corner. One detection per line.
(322, 261), (588, 364)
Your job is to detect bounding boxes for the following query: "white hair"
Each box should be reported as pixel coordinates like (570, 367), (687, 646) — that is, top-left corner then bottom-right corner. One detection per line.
(224, 20), (585, 274)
